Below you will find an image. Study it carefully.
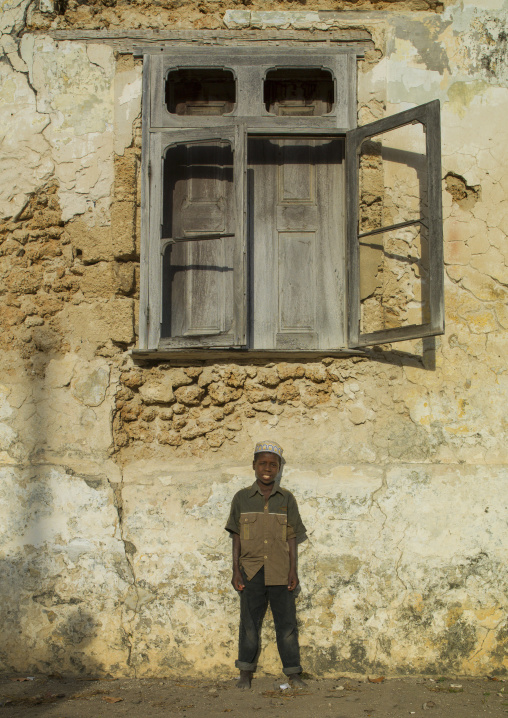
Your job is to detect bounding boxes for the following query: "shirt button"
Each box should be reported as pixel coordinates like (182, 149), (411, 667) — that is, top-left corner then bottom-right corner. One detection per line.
(264, 540), (267, 544)
(264, 556), (267, 559)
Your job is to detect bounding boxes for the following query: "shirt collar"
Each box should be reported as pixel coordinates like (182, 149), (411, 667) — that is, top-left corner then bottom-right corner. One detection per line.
(248, 480), (284, 498)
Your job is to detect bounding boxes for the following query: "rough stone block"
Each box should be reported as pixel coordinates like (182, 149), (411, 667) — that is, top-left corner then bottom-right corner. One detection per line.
(71, 363), (110, 407)
(158, 430), (182, 446)
(167, 369), (193, 389)
(32, 324), (61, 353)
(305, 364), (328, 383)
(206, 429), (225, 447)
(198, 366), (220, 388)
(208, 382), (242, 405)
(256, 367), (280, 387)
(251, 401), (282, 415)
(244, 384), (273, 403)
(172, 416), (187, 430)
(223, 366), (247, 388)
(349, 405), (368, 425)
(276, 381), (300, 403)
(174, 385), (205, 406)
(79, 262), (135, 297)
(5, 266), (43, 295)
(299, 384), (320, 408)
(277, 363), (305, 381)
(224, 416), (242, 431)
(223, 10), (251, 28)
(360, 244), (383, 299)
(111, 201), (136, 259)
(114, 150), (138, 202)
(62, 299), (134, 346)
(121, 370), (144, 389)
(139, 377), (174, 405)
(65, 220), (113, 264)
(180, 420), (214, 440)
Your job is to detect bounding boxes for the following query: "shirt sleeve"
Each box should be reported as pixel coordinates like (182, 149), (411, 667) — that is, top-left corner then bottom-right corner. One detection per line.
(286, 491), (307, 542)
(225, 492), (241, 534)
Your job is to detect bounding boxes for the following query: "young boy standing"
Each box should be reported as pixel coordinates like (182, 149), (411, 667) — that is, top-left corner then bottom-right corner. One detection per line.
(225, 440), (307, 689)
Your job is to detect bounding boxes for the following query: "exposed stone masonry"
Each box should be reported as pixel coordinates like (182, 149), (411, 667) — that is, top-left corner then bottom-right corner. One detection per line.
(445, 172), (481, 211)
(114, 360), (356, 453)
(0, 183), (70, 358)
(27, 0), (445, 35)
(0, 178), (138, 361)
(1, 0), (507, 680)
(0, 103), (141, 361)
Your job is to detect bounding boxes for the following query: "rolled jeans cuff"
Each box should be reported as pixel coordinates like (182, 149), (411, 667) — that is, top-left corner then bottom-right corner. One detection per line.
(235, 659), (257, 672)
(283, 665), (303, 676)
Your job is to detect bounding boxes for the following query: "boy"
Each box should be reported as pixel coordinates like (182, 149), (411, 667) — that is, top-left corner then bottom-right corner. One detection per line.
(225, 440), (307, 689)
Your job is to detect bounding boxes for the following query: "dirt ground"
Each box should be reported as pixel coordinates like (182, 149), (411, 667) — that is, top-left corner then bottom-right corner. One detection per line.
(1, 673), (508, 718)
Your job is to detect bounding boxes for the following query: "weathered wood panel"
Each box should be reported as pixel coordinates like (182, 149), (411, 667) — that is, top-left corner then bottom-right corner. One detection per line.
(249, 137), (346, 350)
(149, 128), (245, 348)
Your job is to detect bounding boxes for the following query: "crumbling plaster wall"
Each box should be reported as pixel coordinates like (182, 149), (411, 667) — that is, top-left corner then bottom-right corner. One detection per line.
(0, 0), (507, 677)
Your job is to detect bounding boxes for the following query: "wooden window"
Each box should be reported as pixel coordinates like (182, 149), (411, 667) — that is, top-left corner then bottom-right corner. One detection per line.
(138, 47), (444, 355)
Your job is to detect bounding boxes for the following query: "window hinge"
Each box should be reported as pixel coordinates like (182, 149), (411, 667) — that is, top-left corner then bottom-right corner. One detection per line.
(148, 160), (152, 178)
(146, 304), (150, 323)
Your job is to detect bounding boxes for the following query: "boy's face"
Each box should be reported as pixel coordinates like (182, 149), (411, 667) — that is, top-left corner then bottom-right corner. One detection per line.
(253, 452), (280, 486)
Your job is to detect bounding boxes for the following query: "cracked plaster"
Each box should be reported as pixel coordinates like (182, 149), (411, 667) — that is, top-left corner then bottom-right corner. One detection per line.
(0, 29), (141, 223)
(0, 0), (507, 679)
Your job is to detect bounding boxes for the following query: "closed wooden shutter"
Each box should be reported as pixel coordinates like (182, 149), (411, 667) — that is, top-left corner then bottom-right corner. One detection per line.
(148, 126), (246, 349)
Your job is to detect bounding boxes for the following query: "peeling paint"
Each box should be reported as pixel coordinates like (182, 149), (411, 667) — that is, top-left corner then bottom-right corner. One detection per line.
(0, 0), (507, 679)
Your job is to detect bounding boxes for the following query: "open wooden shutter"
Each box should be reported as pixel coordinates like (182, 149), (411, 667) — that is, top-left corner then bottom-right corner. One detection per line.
(346, 100), (444, 348)
(147, 126), (246, 349)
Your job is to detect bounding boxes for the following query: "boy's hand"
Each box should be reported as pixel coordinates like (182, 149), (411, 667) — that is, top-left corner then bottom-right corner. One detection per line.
(232, 568), (245, 592)
(287, 569), (299, 591)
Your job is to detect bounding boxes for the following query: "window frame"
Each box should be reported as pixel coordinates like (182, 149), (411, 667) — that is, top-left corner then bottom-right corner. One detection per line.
(346, 100), (444, 348)
(138, 47), (444, 355)
(147, 47), (358, 131)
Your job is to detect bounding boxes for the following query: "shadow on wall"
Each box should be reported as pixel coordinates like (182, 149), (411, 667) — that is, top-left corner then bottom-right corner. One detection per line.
(0, 601), (111, 716)
(362, 335), (436, 370)
(0, 344), (115, 678)
(0, 554), (107, 675)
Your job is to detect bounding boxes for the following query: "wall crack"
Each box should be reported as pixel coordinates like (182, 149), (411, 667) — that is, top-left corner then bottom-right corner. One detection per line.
(108, 467), (138, 677)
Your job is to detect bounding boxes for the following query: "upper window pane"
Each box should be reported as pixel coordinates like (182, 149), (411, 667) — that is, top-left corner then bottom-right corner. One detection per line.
(166, 69), (236, 116)
(358, 122), (427, 234)
(264, 68), (334, 116)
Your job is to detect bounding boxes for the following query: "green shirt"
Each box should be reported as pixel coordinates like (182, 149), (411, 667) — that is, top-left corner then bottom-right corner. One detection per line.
(225, 481), (306, 585)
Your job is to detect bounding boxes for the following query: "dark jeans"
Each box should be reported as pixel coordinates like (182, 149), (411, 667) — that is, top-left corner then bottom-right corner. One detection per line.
(235, 566), (302, 675)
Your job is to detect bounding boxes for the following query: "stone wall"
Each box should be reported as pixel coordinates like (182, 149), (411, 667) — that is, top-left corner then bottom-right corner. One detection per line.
(0, 0), (507, 677)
